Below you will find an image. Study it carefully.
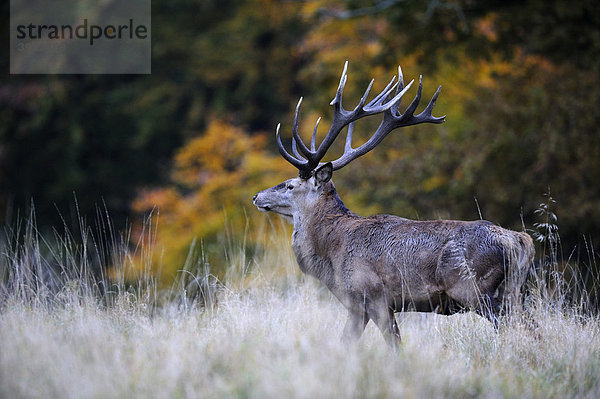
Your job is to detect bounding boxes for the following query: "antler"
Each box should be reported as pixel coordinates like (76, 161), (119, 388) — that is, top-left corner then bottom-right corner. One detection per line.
(277, 62), (445, 179)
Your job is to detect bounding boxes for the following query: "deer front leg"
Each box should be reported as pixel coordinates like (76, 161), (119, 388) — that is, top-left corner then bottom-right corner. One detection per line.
(341, 309), (369, 343)
(369, 302), (402, 349)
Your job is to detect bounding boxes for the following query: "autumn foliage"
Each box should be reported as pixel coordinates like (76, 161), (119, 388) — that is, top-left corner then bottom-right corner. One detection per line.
(133, 120), (290, 281)
(2, 0), (599, 283)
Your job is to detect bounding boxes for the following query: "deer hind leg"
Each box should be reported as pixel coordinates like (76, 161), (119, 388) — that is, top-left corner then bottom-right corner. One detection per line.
(474, 294), (502, 329)
(437, 241), (506, 328)
(368, 302), (401, 349)
(471, 271), (507, 329)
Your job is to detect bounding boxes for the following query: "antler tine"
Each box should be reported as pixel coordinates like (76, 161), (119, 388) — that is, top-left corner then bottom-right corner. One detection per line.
(313, 62), (354, 162)
(311, 117), (321, 151)
(397, 66), (404, 92)
(391, 66), (405, 117)
(344, 122), (355, 152)
(291, 133), (307, 161)
(276, 124), (309, 171)
(363, 75), (398, 112)
(416, 85), (445, 123)
(402, 75), (423, 118)
(330, 61), (349, 107)
(292, 97), (313, 159)
(381, 78), (414, 114)
(395, 76), (445, 126)
(355, 79), (375, 112)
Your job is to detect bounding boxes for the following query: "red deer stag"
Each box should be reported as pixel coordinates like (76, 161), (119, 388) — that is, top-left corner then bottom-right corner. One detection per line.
(253, 62), (534, 347)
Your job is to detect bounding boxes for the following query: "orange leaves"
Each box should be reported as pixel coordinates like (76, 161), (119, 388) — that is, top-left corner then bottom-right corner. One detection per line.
(474, 13), (499, 42)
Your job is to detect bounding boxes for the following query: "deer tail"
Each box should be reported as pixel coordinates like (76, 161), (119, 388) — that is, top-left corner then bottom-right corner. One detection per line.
(504, 231), (535, 310)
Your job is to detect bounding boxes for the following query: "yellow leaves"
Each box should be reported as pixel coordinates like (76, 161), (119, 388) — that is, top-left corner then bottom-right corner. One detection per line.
(174, 120), (262, 184)
(299, 0), (326, 20)
(429, 48), (537, 136)
(132, 119), (291, 284)
(299, 3), (390, 74)
(422, 176), (447, 193)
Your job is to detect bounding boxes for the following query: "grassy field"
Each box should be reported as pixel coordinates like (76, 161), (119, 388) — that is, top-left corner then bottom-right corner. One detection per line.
(1, 220), (600, 398)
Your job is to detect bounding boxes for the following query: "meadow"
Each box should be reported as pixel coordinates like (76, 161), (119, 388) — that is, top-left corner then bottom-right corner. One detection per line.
(0, 215), (599, 399)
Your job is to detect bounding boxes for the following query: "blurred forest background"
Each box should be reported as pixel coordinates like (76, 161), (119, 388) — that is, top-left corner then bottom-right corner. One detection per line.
(1, 0), (599, 283)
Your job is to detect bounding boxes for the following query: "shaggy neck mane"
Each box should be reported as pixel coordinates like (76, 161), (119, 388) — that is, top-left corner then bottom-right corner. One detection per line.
(319, 183), (350, 213)
(293, 183), (353, 272)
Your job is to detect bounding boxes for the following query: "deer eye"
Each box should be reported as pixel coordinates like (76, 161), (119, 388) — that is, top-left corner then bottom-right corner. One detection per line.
(286, 184), (294, 190)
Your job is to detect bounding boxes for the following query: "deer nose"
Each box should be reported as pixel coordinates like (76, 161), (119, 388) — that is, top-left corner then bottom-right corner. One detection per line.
(252, 194), (257, 202)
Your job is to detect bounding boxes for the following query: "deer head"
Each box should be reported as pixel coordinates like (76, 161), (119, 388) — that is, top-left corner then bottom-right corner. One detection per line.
(253, 162), (334, 223)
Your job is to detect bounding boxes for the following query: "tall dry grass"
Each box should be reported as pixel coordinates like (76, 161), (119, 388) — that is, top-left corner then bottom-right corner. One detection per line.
(1, 212), (599, 398)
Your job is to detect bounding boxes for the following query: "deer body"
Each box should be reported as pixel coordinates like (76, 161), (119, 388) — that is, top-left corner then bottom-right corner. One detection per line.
(253, 63), (534, 347)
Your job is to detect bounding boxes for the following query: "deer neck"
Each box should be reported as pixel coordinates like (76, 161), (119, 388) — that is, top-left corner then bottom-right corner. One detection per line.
(291, 183), (352, 280)
(292, 183), (350, 234)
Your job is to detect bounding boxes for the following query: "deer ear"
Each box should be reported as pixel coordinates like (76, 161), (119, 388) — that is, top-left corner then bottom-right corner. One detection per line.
(314, 162), (333, 185)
